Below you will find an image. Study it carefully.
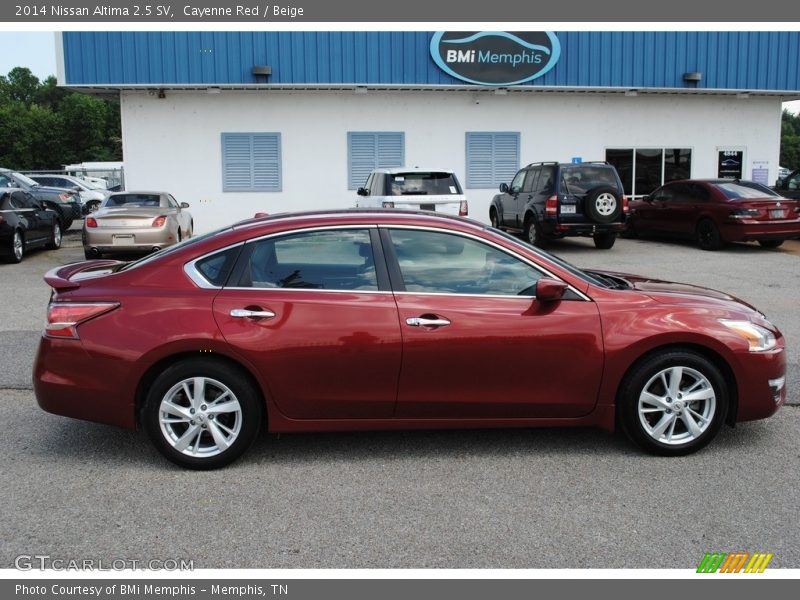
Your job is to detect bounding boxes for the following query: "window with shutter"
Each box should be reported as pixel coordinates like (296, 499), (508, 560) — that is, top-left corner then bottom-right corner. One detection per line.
(347, 132), (405, 190)
(465, 132), (520, 189)
(222, 133), (282, 192)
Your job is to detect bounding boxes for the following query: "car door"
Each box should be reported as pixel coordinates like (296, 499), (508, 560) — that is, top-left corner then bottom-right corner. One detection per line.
(382, 227), (604, 419)
(781, 170), (800, 199)
(12, 191), (49, 242)
(501, 169), (528, 228)
(212, 227), (403, 420)
(659, 182), (696, 236)
(642, 184), (676, 233)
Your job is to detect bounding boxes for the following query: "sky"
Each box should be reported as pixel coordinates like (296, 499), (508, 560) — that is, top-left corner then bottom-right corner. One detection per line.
(0, 31), (799, 115)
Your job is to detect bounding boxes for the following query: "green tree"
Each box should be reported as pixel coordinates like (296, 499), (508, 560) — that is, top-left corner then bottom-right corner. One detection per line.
(780, 109), (800, 169)
(0, 66), (122, 169)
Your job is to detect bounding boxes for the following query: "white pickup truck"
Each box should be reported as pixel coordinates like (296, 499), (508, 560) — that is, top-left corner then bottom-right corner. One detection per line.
(356, 168), (468, 216)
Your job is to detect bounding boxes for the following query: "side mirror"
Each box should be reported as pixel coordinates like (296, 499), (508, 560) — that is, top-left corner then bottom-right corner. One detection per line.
(180, 202), (190, 208)
(357, 187), (368, 196)
(642, 195), (652, 202)
(72, 185), (81, 191)
(776, 178), (785, 188)
(499, 183), (509, 193)
(535, 278), (568, 302)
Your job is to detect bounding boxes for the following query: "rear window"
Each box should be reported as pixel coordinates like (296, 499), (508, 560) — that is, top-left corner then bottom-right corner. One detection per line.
(560, 166), (619, 195)
(713, 181), (780, 199)
(106, 194), (161, 208)
(388, 172), (461, 196)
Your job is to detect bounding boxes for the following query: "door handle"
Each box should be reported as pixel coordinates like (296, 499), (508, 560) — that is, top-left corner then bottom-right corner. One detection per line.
(406, 317), (451, 327)
(230, 308), (276, 319)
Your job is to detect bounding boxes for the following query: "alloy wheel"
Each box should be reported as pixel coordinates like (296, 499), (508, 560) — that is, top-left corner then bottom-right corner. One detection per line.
(594, 193), (617, 217)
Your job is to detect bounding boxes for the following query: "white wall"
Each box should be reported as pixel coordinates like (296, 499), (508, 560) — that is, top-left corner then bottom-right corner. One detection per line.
(121, 90), (782, 234)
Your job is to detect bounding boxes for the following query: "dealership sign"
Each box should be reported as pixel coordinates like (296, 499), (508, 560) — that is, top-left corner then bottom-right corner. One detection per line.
(430, 31), (561, 86)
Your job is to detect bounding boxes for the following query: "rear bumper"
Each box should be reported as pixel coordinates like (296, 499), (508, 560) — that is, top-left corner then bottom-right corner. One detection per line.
(719, 220), (800, 242)
(543, 220), (626, 236)
(84, 227), (175, 252)
(33, 336), (136, 429)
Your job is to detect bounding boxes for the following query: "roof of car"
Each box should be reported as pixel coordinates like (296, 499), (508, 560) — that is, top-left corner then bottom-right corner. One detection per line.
(234, 208), (483, 231)
(108, 190), (165, 196)
(371, 167), (457, 175)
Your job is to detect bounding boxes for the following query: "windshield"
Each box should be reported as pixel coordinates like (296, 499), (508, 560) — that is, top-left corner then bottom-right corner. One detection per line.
(488, 227), (608, 288)
(714, 181), (780, 199)
(104, 193), (161, 208)
(389, 172), (461, 196)
(12, 172), (39, 187)
(120, 226), (233, 271)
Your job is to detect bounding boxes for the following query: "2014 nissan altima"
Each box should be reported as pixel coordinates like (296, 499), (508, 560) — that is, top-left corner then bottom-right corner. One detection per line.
(34, 210), (786, 469)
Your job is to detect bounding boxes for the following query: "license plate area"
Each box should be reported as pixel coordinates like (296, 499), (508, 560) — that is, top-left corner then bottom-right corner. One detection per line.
(420, 203), (436, 211)
(769, 209), (784, 219)
(561, 205), (576, 214)
(112, 235), (134, 245)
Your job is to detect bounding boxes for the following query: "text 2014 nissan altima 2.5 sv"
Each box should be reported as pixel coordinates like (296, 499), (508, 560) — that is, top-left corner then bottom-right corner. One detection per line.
(34, 210), (786, 469)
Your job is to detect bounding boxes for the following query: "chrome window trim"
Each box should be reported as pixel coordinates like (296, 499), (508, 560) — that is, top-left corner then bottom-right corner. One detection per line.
(183, 242), (244, 289)
(183, 222), (591, 301)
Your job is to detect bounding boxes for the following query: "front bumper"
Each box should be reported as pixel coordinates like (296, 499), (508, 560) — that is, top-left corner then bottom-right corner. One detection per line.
(732, 345), (787, 422)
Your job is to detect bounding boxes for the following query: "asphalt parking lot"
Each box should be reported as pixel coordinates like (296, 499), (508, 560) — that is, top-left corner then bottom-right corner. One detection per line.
(1, 224), (798, 569)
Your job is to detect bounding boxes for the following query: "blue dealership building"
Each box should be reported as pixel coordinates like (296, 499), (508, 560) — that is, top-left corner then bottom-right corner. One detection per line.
(58, 31), (800, 230)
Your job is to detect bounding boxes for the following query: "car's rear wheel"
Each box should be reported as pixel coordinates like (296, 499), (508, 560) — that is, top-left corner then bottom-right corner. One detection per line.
(45, 221), (62, 250)
(523, 215), (542, 247)
(585, 186), (622, 223)
(758, 239), (783, 249)
(143, 359), (262, 469)
(593, 232), (617, 249)
(696, 219), (722, 251)
(619, 350), (728, 456)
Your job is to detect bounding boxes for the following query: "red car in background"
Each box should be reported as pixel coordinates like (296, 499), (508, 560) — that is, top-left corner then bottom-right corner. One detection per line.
(627, 179), (800, 250)
(34, 211), (786, 469)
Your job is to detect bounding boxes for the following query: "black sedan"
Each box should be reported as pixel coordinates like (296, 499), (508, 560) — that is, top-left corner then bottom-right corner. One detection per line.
(0, 188), (62, 263)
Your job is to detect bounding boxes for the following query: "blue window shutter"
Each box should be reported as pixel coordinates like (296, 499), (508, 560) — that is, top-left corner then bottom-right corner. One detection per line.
(348, 132), (404, 189)
(222, 133), (282, 192)
(466, 132), (520, 189)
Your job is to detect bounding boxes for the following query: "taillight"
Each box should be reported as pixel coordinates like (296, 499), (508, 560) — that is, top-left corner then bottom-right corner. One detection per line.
(0, 215), (4, 225)
(45, 302), (119, 339)
(459, 200), (468, 216)
(152, 216), (167, 227)
(730, 208), (759, 219)
(58, 192), (72, 202)
(85, 217), (97, 228)
(545, 195), (558, 216)
(381, 201), (395, 208)
(622, 195), (630, 214)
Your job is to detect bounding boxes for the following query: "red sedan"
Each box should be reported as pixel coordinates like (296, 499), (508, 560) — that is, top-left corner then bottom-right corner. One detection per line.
(34, 211), (786, 468)
(627, 179), (800, 250)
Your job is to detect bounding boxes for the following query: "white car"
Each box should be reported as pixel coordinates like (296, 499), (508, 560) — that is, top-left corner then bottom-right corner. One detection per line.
(356, 168), (468, 216)
(29, 174), (110, 211)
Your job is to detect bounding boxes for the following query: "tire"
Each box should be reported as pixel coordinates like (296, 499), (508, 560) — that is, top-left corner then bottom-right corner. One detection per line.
(143, 358), (263, 469)
(490, 208), (502, 230)
(696, 218), (722, 251)
(7, 230), (24, 263)
(619, 350), (728, 456)
(585, 186), (622, 224)
(593, 232), (617, 249)
(758, 239), (783, 249)
(523, 215), (542, 247)
(45, 220), (62, 250)
(56, 206), (74, 231)
(84, 249), (98, 260)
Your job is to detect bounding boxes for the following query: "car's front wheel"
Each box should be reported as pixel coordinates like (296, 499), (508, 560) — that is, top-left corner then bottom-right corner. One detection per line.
(490, 208), (502, 230)
(143, 358), (262, 469)
(619, 350), (728, 456)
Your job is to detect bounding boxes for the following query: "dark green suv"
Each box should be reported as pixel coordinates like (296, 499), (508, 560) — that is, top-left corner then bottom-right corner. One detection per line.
(489, 161), (628, 249)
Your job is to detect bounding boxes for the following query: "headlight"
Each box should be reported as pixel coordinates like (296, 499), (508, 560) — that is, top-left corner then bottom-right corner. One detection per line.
(719, 319), (777, 352)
